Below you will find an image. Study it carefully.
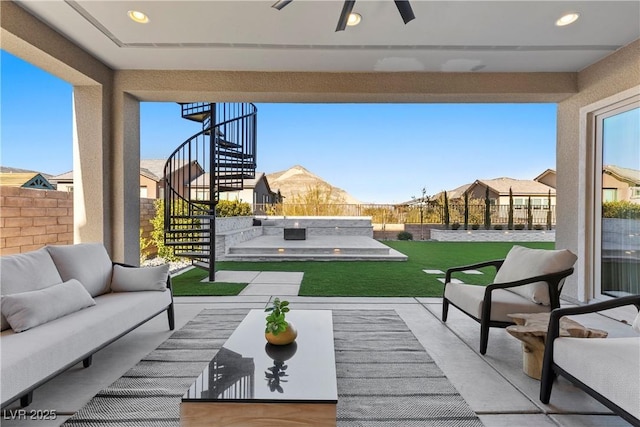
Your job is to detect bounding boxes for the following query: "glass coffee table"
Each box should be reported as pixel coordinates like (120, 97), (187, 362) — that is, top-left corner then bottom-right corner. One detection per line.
(181, 309), (337, 426)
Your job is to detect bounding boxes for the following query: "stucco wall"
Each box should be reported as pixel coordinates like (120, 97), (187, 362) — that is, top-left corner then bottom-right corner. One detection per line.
(556, 40), (640, 302)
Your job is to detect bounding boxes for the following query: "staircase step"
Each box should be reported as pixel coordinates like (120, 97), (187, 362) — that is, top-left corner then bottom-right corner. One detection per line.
(165, 241), (209, 246)
(165, 228), (210, 234)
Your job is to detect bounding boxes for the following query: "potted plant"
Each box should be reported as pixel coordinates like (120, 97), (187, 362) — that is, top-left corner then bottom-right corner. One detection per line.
(265, 298), (297, 345)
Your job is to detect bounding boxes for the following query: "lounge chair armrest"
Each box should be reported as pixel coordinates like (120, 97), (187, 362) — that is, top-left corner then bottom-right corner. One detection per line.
(445, 259), (504, 283)
(547, 294), (640, 341)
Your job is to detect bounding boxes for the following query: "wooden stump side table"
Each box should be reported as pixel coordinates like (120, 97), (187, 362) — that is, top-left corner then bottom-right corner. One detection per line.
(506, 312), (608, 380)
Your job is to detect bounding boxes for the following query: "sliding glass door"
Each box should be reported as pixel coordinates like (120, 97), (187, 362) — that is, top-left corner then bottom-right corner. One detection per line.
(596, 100), (640, 297)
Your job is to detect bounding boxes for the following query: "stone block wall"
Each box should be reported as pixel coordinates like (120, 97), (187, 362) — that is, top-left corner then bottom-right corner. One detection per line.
(0, 189), (161, 257)
(0, 187), (73, 255)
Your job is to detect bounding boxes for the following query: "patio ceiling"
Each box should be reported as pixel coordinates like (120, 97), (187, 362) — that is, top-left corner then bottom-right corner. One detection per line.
(14, 0), (640, 73)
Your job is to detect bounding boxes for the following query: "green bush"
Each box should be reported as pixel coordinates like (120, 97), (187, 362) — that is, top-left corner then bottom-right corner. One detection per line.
(514, 223), (525, 230)
(493, 224), (503, 230)
(533, 224), (544, 230)
(451, 222), (461, 230)
(603, 201), (640, 219)
(397, 231), (413, 240)
(471, 223), (480, 230)
(216, 200), (252, 217)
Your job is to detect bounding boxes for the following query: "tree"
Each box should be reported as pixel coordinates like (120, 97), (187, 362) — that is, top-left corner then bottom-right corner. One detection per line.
(484, 186), (491, 230)
(527, 196), (533, 230)
(463, 191), (469, 230)
(508, 187), (514, 230)
(443, 191), (450, 228)
(546, 190), (553, 230)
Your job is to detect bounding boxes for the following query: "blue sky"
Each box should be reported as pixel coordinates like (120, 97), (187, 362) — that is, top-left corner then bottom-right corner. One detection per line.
(1, 50), (557, 203)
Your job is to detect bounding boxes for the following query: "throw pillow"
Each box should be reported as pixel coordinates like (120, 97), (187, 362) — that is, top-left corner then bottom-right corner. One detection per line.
(1, 279), (96, 333)
(111, 264), (169, 292)
(47, 243), (113, 297)
(494, 245), (577, 306)
(0, 247), (63, 331)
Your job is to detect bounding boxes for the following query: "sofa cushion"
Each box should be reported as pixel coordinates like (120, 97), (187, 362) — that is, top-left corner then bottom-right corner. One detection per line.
(0, 248), (63, 331)
(46, 243), (113, 297)
(554, 337), (640, 420)
(493, 245), (577, 306)
(1, 279), (96, 333)
(444, 282), (550, 323)
(111, 264), (169, 292)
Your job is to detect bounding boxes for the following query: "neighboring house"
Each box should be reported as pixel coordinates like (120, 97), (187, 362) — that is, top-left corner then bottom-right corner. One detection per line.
(0, 173), (55, 190)
(190, 172), (276, 210)
(602, 165), (640, 203)
(463, 177), (556, 209)
(49, 171), (74, 192)
(50, 160), (203, 199)
(534, 169), (557, 189)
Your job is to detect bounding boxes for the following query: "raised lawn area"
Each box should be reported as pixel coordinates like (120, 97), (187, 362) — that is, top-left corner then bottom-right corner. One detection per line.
(171, 241), (555, 297)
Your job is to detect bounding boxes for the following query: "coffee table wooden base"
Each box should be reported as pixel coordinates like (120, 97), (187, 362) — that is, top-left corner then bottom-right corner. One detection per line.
(507, 312), (608, 380)
(181, 402), (336, 427)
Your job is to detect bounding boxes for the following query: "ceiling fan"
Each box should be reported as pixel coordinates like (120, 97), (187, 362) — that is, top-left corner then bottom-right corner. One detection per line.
(272, 0), (415, 32)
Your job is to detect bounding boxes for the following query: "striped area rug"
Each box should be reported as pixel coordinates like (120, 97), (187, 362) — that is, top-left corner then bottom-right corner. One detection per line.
(63, 309), (482, 427)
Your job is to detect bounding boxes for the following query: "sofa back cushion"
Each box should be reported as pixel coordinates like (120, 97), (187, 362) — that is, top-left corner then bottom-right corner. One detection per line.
(494, 245), (577, 306)
(46, 243), (113, 297)
(0, 248), (63, 331)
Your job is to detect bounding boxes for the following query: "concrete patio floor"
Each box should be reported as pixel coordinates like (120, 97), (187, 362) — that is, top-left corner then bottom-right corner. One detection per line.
(2, 292), (635, 427)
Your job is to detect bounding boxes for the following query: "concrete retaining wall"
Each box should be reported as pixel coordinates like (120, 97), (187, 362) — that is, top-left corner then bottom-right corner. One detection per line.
(431, 229), (555, 242)
(258, 216), (373, 237)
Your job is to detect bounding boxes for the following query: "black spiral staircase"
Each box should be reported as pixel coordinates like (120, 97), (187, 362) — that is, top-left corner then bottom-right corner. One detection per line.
(163, 103), (257, 281)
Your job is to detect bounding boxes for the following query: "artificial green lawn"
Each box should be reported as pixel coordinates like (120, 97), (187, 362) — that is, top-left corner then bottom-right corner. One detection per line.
(171, 241), (554, 297)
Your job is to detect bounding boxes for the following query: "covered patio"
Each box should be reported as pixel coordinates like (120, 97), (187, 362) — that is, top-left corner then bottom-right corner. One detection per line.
(1, 295), (635, 426)
(1, 1), (639, 426)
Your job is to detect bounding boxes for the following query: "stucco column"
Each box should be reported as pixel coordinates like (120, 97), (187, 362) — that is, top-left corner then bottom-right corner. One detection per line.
(72, 86), (111, 248)
(112, 91), (141, 265)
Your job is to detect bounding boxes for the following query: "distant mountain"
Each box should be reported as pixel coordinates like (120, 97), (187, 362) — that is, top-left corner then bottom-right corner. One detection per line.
(0, 166), (52, 178)
(266, 165), (361, 204)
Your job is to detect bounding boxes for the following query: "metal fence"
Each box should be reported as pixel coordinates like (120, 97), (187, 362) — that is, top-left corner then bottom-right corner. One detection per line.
(254, 203), (556, 227)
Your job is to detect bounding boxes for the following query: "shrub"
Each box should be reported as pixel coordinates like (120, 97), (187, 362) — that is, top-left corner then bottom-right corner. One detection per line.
(514, 223), (525, 230)
(216, 200), (252, 217)
(533, 224), (544, 230)
(493, 224), (503, 230)
(471, 224), (480, 230)
(451, 222), (461, 230)
(603, 201), (640, 219)
(397, 231), (413, 240)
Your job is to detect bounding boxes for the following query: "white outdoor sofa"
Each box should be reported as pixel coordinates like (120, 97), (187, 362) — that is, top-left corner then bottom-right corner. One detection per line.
(0, 243), (175, 409)
(540, 295), (640, 426)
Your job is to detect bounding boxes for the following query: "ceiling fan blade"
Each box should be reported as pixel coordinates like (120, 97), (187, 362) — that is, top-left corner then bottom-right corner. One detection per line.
(272, 0), (293, 10)
(394, 0), (415, 24)
(335, 0), (356, 32)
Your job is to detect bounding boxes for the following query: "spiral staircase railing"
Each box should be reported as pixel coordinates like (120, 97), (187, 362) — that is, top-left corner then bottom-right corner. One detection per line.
(163, 103), (257, 281)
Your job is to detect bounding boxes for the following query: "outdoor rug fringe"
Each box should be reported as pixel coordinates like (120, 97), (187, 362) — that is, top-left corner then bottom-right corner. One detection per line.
(63, 309), (483, 427)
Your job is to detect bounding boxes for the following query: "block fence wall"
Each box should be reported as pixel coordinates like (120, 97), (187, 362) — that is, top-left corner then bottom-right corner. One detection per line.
(0, 187), (157, 257)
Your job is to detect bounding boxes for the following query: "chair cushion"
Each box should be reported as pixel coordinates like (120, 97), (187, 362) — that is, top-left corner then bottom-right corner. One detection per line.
(46, 243), (113, 297)
(1, 279), (96, 333)
(632, 310), (640, 333)
(444, 282), (550, 323)
(111, 264), (169, 292)
(494, 245), (577, 306)
(554, 337), (640, 420)
(0, 248), (63, 331)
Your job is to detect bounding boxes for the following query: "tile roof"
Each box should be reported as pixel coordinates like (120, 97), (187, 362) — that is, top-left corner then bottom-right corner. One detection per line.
(604, 165), (640, 185)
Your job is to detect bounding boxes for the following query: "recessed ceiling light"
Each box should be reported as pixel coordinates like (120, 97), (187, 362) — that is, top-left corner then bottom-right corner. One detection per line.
(347, 13), (362, 26)
(128, 10), (149, 24)
(555, 13), (579, 27)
